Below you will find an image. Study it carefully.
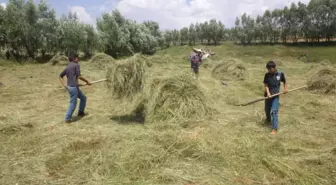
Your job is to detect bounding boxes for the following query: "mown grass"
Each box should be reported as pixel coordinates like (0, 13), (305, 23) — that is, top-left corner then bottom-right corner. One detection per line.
(0, 43), (335, 185)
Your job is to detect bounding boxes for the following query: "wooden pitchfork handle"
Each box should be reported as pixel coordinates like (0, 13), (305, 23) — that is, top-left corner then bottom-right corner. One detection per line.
(58, 79), (107, 90)
(240, 85), (308, 106)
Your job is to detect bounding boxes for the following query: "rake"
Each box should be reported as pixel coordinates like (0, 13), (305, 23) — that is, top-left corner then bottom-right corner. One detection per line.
(240, 85), (308, 106)
(58, 79), (107, 90)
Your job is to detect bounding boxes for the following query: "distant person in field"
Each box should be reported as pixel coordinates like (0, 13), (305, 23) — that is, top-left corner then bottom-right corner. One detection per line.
(190, 48), (203, 78)
(263, 61), (288, 135)
(59, 53), (91, 123)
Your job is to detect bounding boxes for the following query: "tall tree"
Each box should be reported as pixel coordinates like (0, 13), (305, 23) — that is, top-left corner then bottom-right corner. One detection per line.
(37, 0), (59, 56)
(171, 29), (180, 45)
(179, 27), (188, 45)
(289, 3), (299, 43)
(188, 23), (197, 45)
(163, 30), (173, 48)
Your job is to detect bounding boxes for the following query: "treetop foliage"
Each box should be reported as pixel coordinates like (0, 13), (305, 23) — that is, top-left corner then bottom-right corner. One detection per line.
(0, 0), (335, 61)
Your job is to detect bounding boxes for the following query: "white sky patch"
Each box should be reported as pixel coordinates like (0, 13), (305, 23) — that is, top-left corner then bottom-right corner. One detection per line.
(114, 0), (310, 29)
(69, 6), (93, 24)
(0, 2), (6, 9)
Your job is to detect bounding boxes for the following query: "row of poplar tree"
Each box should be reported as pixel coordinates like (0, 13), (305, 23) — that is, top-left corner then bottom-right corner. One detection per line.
(233, 0), (336, 44)
(0, 0), (335, 60)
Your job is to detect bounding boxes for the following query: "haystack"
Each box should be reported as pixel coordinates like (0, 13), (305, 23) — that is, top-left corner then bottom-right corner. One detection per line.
(90, 53), (114, 69)
(106, 56), (146, 99)
(307, 67), (336, 94)
(134, 74), (211, 123)
(90, 53), (114, 63)
(212, 58), (247, 81)
(50, 54), (68, 66)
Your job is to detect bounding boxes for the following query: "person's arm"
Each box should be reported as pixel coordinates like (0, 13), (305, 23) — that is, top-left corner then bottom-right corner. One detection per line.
(265, 84), (271, 97)
(76, 65), (91, 85)
(79, 76), (91, 85)
(59, 69), (67, 89)
(281, 73), (288, 93)
(263, 74), (271, 97)
(283, 83), (288, 93)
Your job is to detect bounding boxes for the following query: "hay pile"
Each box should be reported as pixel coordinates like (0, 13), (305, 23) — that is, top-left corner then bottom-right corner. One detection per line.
(133, 74), (211, 123)
(212, 58), (247, 81)
(307, 67), (336, 94)
(106, 56), (146, 99)
(309, 60), (333, 69)
(90, 53), (114, 63)
(50, 54), (68, 65)
(89, 53), (114, 69)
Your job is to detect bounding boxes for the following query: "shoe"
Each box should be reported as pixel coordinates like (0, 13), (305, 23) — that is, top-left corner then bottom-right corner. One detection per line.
(78, 112), (87, 117)
(65, 120), (71, 124)
(271, 129), (277, 135)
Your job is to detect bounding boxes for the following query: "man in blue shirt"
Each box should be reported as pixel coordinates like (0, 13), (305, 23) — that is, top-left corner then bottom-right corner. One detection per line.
(263, 61), (288, 134)
(59, 53), (91, 123)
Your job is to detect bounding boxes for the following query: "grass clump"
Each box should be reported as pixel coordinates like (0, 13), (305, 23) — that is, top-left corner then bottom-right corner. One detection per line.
(106, 56), (146, 99)
(307, 67), (336, 94)
(212, 58), (247, 81)
(49, 54), (68, 66)
(134, 73), (211, 123)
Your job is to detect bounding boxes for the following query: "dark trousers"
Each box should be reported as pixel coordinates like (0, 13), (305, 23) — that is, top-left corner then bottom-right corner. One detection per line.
(191, 62), (200, 75)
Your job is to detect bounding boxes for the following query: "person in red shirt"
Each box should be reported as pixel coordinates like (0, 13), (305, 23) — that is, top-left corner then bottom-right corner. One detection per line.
(190, 48), (203, 78)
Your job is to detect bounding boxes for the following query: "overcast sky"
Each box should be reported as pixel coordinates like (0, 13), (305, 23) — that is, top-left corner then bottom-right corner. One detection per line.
(0, 0), (310, 29)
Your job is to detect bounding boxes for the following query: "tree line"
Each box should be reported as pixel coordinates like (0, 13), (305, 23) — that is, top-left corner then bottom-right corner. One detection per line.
(233, 0), (336, 44)
(0, 0), (335, 61)
(0, 0), (226, 60)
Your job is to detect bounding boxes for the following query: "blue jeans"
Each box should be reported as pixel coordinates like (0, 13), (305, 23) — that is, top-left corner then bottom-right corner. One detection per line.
(265, 96), (279, 130)
(65, 86), (87, 121)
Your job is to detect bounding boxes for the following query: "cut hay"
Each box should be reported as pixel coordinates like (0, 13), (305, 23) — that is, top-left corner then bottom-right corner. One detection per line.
(133, 53), (152, 67)
(134, 73), (212, 123)
(201, 58), (218, 69)
(309, 60), (333, 69)
(106, 56), (146, 99)
(307, 67), (336, 94)
(90, 53), (114, 63)
(89, 53), (114, 69)
(49, 54), (68, 66)
(148, 54), (174, 64)
(272, 59), (284, 66)
(212, 58), (247, 81)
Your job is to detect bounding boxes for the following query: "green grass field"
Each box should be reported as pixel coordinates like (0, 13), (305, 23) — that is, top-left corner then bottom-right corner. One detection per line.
(1, 44), (335, 185)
